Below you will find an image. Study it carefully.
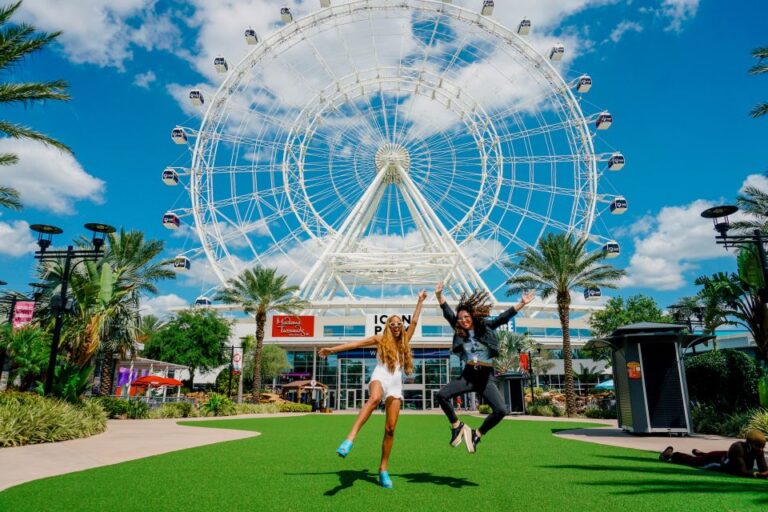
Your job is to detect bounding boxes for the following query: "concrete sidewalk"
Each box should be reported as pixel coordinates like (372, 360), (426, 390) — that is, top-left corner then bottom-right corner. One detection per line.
(0, 414), (294, 492)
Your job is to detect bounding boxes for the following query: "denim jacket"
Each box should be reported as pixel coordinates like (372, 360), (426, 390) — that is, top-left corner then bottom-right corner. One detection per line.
(440, 302), (519, 359)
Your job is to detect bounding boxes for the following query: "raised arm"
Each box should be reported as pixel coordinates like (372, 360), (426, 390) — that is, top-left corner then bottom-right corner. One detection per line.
(318, 335), (379, 358)
(434, 282), (457, 328)
(486, 290), (536, 329)
(405, 289), (427, 341)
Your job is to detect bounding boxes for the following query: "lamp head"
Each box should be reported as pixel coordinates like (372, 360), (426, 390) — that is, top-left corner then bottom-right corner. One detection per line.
(701, 205), (738, 237)
(29, 224), (63, 252)
(84, 223), (116, 253)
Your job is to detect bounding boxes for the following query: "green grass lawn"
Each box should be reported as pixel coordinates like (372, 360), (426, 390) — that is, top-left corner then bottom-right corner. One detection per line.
(1, 415), (766, 511)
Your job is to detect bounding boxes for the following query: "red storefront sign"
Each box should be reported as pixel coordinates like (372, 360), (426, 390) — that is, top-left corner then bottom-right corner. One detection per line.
(272, 315), (315, 337)
(520, 353), (530, 372)
(13, 301), (35, 329)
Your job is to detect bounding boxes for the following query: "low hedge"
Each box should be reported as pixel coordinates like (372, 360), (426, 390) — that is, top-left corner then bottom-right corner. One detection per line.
(149, 402), (197, 419)
(584, 405), (617, 419)
(277, 402), (312, 413)
(0, 392), (107, 447)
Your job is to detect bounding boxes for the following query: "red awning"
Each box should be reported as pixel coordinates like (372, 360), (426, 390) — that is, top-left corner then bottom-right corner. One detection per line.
(130, 375), (183, 387)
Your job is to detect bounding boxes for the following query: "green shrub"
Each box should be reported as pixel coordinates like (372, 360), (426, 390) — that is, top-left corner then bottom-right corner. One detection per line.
(277, 402), (312, 413)
(691, 403), (754, 437)
(234, 403), (279, 415)
(201, 393), (236, 416)
(478, 404), (492, 415)
(92, 396), (130, 418)
(34, 363), (94, 404)
(149, 402), (198, 419)
(0, 392), (107, 447)
(686, 350), (760, 414)
(527, 404), (555, 416)
(744, 408), (768, 435)
(584, 405), (617, 419)
(125, 399), (149, 419)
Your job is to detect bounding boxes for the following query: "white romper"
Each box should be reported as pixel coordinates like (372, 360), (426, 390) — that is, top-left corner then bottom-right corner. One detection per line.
(369, 359), (403, 401)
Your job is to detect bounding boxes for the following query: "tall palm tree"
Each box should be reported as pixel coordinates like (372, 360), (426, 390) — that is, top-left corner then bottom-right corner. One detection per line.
(0, 1), (72, 209)
(215, 267), (308, 402)
(750, 46), (768, 119)
(506, 232), (626, 416)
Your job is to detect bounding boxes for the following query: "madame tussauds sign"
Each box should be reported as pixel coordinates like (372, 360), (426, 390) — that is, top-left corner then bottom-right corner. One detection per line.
(272, 316), (315, 338)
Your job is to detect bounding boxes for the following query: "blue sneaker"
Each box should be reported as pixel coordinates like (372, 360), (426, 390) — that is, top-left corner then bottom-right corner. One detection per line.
(336, 440), (353, 458)
(379, 471), (393, 489)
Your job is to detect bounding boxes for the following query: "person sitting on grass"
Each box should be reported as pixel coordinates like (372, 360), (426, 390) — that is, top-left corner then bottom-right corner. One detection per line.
(318, 289), (426, 489)
(659, 429), (768, 478)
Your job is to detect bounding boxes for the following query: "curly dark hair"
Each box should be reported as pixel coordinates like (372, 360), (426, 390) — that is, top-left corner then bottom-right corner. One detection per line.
(454, 290), (494, 337)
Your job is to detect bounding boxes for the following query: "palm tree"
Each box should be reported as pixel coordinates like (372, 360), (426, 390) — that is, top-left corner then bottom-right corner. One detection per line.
(506, 232), (626, 416)
(0, 1), (72, 209)
(750, 46), (768, 119)
(215, 267), (308, 402)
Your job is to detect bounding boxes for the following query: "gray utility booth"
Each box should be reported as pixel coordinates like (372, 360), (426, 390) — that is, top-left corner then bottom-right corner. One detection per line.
(499, 372), (526, 415)
(585, 323), (713, 435)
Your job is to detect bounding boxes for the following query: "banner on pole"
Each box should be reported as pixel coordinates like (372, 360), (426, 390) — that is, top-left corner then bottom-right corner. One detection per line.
(13, 301), (35, 329)
(232, 347), (244, 373)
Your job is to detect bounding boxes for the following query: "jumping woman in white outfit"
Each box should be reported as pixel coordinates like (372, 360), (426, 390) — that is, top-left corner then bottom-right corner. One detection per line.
(319, 289), (426, 489)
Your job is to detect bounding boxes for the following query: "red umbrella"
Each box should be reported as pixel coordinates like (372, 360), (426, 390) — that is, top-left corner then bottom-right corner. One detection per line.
(130, 375), (183, 387)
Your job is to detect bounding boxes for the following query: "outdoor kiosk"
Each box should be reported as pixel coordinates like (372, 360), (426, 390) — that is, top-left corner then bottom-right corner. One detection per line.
(500, 372), (526, 415)
(585, 322), (713, 435)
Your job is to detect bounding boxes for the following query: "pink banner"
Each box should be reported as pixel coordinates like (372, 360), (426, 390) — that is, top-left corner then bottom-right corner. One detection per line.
(12, 301), (35, 329)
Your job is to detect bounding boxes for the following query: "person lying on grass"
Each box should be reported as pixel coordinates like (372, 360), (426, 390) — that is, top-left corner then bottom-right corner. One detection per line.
(318, 289), (426, 489)
(659, 429), (768, 478)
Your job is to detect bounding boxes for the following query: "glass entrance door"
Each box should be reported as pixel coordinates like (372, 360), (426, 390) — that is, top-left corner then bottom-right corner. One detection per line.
(345, 389), (359, 409)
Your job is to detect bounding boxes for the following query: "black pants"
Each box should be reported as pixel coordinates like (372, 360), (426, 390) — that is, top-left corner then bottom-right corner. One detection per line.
(436, 366), (508, 435)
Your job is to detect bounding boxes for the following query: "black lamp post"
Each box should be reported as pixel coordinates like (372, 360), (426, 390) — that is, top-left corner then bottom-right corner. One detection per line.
(701, 205), (768, 286)
(31, 223), (116, 396)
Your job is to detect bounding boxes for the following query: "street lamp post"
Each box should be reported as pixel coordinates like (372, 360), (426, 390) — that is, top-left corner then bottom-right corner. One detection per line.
(31, 223), (116, 396)
(701, 205), (768, 285)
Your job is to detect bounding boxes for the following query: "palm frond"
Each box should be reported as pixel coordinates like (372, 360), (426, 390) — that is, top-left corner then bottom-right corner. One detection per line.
(0, 81), (69, 105)
(0, 120), (72, 153)
(751, 46), (768, 61)
(751, 103), (768, 119)
(0, 185), (21, 209)
(0, 151), (17, 166)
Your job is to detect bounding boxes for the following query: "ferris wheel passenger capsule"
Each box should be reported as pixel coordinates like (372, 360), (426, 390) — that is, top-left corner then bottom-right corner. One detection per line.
(214, 56), (228, 73)
(162, 168), (179, 186)
(320, 0), (331, 7)
(610, 196), (628, 215)
(596, 111), (613, 130)
(244, 28), (259, 45)
(607, 152), (625, 171)
(576, 75), (592, 93)
(281, 7), (293, 23)
(189, 90), (204, 107)
(194, 296), (212, 307)
(481, 0), (494, 16)
(162, 212), (181, 230)
(584, 287), (602, 301)
(517, 18), (531, 35)
(602, 241), (620, 258)
(549, 44), (565, 61)
(173, 256), (191, 272)
(171, 127), (187, 144)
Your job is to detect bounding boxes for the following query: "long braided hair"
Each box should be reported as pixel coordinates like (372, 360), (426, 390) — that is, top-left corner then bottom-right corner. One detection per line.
(454, 290), (494, 337)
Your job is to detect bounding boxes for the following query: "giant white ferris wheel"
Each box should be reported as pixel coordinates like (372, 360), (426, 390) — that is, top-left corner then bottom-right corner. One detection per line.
(163, 0), (627, 306)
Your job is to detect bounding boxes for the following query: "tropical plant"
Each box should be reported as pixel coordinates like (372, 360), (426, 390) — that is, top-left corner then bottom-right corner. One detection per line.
(0, 1), (73, 210)
(1, 324), (48, 390)
(731, 174), (768, 234)
(750, 46), (768, 119)
(506, 232), (626, 416)
(0, 392), (106, 447)
(493, 330), (536, 374)
(142, 309), (231, 390)
(201, 393), (235, 417)
(124, 399), (149, 419)
(215, 266), (308, 402)
(34, 362), (93, 403)
(745, 408), (768, 435)
(694, 272), (768, 362)
(685, 349), (760, 414)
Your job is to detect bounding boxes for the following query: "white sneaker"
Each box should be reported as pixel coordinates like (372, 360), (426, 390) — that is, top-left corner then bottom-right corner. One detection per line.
(463, 425), (475, 453)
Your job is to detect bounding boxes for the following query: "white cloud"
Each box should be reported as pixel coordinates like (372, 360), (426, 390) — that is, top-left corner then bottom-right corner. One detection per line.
(739, 173), (768, 194)
(620, 199), (735, 291)
(134, 70), (157, 88)
(660, 0), (699, 32)
(0, 139), (105, 214)
(140, 293), (189, 318)
(609, 20), (643, 43)
(0, 220), (38, 257)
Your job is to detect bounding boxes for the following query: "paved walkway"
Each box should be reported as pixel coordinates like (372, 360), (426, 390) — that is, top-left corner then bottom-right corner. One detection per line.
(0, 414), (292, 492)
(0, 412), (747, 492)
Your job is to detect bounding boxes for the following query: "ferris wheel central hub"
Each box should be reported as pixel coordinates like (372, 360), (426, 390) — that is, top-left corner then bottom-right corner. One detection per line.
(375, 143), (410, 183)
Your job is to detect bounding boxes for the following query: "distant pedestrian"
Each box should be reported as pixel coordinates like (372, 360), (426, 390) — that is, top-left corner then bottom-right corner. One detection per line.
(456, 396), (462, 411)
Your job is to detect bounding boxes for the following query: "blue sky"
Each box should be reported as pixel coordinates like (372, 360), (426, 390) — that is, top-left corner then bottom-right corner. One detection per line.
(0, 0), (766, 316)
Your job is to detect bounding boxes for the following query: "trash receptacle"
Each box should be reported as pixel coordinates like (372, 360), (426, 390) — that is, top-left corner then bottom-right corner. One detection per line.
(499, 372), (526, 415)
(585, 322), (713, 435)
